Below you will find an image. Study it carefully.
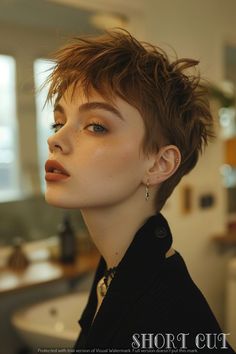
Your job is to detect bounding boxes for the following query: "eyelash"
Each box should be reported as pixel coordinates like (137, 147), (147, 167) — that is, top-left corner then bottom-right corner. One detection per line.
(50, 121), (108, 134)
(50, 122), (64, 133)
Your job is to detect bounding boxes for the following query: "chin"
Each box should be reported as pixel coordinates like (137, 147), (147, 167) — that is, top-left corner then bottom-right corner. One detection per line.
(44, 191), (83, 209)
(44, 192), (68, 208)
(44, 187), (127, 209)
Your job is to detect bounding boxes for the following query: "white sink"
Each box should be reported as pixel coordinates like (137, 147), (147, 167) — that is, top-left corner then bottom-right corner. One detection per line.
(11, 291), (89, 351)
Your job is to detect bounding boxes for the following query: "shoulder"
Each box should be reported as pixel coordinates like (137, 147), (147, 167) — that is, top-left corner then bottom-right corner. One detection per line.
(128, 252), (222, 333)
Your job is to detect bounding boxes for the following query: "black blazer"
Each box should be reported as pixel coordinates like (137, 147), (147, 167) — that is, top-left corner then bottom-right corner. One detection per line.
(74, 213), (235, 352)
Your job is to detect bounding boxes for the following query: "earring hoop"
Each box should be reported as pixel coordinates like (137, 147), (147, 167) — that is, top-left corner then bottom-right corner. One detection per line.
(145, 179), (150, 201)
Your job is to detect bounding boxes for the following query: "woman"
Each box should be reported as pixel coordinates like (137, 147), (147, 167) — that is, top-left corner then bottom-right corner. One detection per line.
(44, 29), (235, 352)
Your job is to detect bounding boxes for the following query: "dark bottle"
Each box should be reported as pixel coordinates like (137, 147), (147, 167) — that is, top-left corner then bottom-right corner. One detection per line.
(58, 212), (77, 264)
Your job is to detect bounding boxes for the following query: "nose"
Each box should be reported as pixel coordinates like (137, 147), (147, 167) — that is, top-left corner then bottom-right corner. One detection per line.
(47, 129), (72, 154)
(47, 137), (61, 153)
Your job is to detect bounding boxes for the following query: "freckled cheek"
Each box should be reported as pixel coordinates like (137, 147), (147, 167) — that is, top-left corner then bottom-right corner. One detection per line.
(93, 141), (140, 168)
(77, 139), (142, 174)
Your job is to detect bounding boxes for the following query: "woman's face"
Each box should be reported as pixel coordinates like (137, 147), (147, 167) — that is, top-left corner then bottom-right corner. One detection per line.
(45, 85), (149, 209)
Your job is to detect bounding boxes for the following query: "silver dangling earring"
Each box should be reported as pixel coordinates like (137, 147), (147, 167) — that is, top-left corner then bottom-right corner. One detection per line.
(145, 179), (150, 201)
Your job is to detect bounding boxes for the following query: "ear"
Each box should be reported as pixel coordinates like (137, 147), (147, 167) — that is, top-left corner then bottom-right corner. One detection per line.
(143, 145), (181, 186)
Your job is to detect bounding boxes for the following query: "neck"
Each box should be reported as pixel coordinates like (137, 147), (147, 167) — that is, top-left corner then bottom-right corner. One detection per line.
(80, 189), (157, 269)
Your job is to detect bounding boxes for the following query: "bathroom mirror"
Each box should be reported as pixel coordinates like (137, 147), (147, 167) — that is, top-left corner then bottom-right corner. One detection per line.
(0, 0), (99, 205)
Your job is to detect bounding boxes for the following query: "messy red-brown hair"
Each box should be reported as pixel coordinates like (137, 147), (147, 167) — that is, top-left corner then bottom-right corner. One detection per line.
(45, 29), (216, 212)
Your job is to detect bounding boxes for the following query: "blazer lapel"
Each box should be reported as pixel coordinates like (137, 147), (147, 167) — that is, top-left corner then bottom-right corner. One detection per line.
(82, 212), (173, 347)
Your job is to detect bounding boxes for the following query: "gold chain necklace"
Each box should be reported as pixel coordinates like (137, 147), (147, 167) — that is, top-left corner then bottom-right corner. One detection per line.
(97, 267), (117, 298)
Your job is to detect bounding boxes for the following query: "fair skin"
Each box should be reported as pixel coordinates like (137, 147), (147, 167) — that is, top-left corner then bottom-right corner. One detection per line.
(45, 85), (181, 268)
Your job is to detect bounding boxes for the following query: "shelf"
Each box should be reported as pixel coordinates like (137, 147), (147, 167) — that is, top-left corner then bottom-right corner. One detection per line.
(212, 231), (236, 245)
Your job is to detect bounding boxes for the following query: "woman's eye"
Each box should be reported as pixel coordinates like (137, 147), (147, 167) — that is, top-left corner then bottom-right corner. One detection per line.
(50, 122), (64, 133)
(50, 121), (107, 134)
(86, 123), (107, 134)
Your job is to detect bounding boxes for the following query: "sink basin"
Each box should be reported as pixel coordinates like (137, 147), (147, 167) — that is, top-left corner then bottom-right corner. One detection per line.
(11, 291), (89, 351)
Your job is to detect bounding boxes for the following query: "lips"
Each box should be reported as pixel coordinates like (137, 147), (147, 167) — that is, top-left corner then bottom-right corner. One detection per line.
(45, 160), (70, 182)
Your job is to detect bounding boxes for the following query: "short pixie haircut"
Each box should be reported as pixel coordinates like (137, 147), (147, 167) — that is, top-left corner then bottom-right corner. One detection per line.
(46, 29), (216, 212)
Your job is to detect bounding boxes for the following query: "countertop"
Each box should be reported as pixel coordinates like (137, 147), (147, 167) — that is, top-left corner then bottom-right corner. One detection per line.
(0, 249), (100, 295)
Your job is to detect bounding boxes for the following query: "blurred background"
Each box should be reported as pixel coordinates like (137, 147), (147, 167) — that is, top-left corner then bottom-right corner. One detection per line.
(0, 0), (236, 353)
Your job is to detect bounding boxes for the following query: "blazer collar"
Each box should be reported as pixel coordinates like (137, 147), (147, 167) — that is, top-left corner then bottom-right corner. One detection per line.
(79, 212), (173, 347)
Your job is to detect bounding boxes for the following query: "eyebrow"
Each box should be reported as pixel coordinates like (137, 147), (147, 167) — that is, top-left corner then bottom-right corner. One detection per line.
(54, 101), (125, 121)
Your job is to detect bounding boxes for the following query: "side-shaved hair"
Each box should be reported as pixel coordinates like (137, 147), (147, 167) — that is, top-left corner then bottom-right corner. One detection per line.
(46, 29), (216, 211)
